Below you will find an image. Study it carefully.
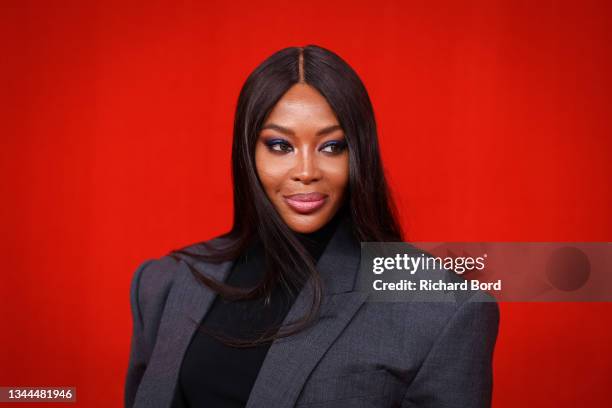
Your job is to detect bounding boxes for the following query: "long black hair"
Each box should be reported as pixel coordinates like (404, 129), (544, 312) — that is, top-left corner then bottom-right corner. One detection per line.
(169, 45), (403, 347)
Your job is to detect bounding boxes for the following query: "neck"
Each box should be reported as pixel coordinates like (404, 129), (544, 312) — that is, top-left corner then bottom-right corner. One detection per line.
(292, 209), (346, 262)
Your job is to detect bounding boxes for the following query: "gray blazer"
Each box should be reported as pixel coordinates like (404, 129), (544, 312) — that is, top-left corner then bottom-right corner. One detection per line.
(125, 218), (499, 408)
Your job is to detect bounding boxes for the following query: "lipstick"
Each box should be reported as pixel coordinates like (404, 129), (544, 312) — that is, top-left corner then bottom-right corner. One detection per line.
(283, 192), (328, 214)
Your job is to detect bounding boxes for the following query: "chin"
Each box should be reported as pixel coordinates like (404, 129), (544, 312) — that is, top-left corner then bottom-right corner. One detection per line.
(283, 214), (328, 234)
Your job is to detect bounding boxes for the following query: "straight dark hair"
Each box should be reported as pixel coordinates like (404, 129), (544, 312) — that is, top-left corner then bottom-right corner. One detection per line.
(169, 44), (403, 347)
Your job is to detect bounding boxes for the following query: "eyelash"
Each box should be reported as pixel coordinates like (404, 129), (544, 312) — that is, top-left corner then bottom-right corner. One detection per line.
(264, 138), (347, 155)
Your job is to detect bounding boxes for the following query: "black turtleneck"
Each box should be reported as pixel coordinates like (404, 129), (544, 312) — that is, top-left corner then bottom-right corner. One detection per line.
(172, 214), (342, 408)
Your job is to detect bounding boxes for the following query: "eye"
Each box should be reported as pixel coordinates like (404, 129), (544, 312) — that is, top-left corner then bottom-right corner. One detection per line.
(320, 140), (347, 154)
(265, 138), (293, 153)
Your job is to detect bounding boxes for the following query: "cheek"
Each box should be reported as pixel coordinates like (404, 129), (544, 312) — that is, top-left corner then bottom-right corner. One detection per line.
(255, 149), (288, 194)
(321, 156), (349, 194)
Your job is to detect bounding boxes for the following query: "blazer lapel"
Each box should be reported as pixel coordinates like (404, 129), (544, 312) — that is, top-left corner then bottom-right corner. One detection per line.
(133, 245), (234, 408)
(246, 217), (368, 408)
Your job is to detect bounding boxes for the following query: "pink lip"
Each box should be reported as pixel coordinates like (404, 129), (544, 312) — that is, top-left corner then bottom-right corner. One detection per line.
(283, 192), (328, 214)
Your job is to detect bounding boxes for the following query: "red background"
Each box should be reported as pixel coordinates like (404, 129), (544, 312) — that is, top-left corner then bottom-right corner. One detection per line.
(1, 1), (610, 406)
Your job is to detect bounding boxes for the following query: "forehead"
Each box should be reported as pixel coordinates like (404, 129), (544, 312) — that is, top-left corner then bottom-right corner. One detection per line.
(264, 84), (339, 128)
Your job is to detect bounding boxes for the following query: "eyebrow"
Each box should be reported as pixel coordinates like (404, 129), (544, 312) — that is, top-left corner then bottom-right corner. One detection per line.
(260, 123), (343, 137)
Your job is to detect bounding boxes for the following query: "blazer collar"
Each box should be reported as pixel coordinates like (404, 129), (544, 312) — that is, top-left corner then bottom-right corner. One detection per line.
(133, 216), (369, 408)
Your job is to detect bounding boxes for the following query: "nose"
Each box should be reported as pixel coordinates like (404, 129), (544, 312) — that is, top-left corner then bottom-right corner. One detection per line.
(291, 149), (321, 184)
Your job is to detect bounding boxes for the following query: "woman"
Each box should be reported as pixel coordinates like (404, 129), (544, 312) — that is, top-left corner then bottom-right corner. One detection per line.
(125, 45), (499, 408)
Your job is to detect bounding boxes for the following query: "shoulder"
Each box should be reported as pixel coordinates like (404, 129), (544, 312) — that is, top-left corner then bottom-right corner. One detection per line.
(130, 256), (182, 318)
(396, 244), (500, 337)
(357, 267), (499, 349)
(409, 269), (499, 333)
(132, 235), (232, 287)
(402, 287), (500, 351)
(129, 234), (234, 326)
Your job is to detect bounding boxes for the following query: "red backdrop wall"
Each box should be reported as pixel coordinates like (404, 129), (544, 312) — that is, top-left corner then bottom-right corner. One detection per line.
(1, 1), (610, 406)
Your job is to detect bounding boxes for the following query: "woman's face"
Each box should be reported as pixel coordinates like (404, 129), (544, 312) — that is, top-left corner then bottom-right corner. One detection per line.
(255, 83), (349, 234)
